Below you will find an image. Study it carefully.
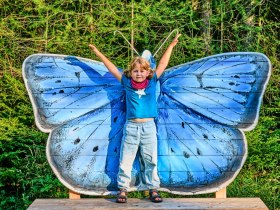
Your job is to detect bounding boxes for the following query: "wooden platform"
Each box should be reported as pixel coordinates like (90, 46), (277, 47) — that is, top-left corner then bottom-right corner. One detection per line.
(27, 198), (268, 210)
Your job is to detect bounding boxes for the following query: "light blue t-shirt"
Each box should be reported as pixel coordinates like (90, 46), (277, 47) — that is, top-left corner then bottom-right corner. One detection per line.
(121, 73), (158, 119)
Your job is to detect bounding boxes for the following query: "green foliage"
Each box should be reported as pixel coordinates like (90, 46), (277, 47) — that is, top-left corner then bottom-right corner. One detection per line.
(0, 0), (279, 209)
(228, 112), (280, 208)
(0, 74), (68, 209)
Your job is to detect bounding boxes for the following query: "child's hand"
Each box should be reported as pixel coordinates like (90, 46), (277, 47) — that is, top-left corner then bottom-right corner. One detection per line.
(89, 44), (97, 52)
(171, 34), (181, 47)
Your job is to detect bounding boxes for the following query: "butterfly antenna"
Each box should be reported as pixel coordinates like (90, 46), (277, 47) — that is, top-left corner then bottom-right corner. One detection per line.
(114, 30), (140, 56)
(153, 29), (179, 57)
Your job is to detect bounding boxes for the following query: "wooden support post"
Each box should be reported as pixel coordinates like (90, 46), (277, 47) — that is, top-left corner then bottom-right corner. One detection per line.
(69, 190), (81, 199)
(215, 187), (227, 198)
(143, 190), (149, 197)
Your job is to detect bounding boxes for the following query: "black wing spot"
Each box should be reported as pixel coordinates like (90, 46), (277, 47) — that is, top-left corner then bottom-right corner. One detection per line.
(197, 148), (202, 155)
(75, 72), (80, 78)
(114, 116), (118, 123)
(203, 134), (208, 140)
(183, 151), (190, 158)
(181, 122), (185, 128)
(74, 138), (80, 144)
(59, 90), (64, 93)
(93, 146), (99, 152)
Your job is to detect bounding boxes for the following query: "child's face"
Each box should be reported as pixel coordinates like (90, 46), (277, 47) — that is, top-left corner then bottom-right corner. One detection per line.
(130, 63), (150, 82)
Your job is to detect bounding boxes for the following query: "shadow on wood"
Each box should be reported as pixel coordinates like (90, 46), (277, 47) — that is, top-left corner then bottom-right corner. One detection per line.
(68, 187), (227, 199)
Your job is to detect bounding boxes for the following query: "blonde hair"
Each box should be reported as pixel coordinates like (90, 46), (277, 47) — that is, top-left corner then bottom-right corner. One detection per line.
(123, 57), (153, 79)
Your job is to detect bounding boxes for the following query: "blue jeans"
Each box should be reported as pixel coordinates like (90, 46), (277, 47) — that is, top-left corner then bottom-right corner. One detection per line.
(117, 120), (160, 190)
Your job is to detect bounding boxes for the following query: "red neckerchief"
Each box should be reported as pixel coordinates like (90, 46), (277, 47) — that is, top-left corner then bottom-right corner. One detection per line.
(131, 79), (149, 89)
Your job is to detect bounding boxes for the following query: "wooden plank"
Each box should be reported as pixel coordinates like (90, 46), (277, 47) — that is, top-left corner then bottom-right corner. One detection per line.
(215, 187), (227, 198)
(27, 198), (268, 210)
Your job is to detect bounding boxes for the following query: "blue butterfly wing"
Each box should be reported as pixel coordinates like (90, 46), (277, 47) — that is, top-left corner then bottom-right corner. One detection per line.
(22, 54), (123, 131)
(157, 96), (245, 193)
(157, 52), (270, 193)
(160, 52), (271, 129)
(47, 99), (126, 195)
(23, 54), (127, 194)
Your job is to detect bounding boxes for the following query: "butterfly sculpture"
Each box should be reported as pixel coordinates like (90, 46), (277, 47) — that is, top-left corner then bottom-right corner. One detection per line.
(22, 50), (271, 195)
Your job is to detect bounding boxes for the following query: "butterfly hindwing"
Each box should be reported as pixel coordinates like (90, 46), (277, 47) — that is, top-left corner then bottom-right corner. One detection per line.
(157, 94), (246, 193)
(47, 97), (126, 195)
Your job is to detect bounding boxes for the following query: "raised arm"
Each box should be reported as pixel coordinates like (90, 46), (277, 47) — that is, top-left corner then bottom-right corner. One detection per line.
(89, 44), (122, 81)
(155, 34), (181, 78)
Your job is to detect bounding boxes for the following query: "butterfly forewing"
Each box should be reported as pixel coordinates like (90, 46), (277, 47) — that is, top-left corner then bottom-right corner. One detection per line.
(23, 54), (122, 131)
(160, 52), (271, 129)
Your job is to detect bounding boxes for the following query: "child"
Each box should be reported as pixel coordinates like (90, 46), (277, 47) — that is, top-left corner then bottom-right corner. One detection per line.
(89, 33), (181, 203)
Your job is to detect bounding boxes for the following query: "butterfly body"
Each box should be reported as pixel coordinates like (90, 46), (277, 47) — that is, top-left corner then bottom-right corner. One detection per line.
(22, 51), (271, 195)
